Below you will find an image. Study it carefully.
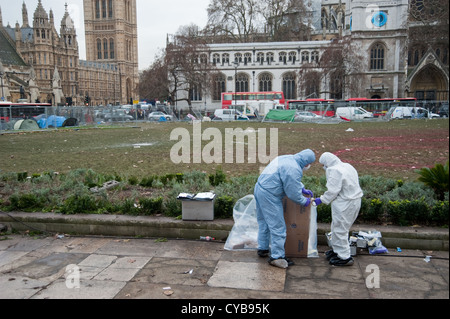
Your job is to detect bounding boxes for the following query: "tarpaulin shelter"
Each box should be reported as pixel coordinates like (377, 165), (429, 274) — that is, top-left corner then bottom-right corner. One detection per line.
(62, 118), (78, 127)
(262, 109), (296, 122)
(37, 115), (66, 128)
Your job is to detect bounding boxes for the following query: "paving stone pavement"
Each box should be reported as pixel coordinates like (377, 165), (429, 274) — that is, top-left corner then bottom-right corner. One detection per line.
(0, 234), (448, 306)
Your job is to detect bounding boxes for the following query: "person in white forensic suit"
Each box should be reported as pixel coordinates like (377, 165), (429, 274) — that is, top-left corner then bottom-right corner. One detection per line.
(313, 152), (363, 266)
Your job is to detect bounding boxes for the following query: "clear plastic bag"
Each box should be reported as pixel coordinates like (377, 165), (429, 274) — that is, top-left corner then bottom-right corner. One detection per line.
(224, 195), (318, 258)
(224, 195), (259, 250)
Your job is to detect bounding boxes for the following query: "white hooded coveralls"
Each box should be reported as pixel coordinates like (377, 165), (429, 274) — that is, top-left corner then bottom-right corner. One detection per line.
(319, 152), (363, 260)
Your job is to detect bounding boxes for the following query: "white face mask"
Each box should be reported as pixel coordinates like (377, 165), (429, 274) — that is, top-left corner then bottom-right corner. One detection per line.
(303, 164), (311, 171)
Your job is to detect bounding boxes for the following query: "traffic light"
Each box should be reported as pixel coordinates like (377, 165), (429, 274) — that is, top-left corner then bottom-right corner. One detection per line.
(85, 95), (90, 106)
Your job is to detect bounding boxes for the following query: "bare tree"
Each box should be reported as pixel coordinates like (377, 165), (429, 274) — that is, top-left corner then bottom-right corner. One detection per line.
(206, 0), (259, 42)
(319, 37), (366, 99)
(139, 50), (169, 102)
(166, 24), (218, 110)
(258, 0), (310, 41)
(205, 0), (311, 42)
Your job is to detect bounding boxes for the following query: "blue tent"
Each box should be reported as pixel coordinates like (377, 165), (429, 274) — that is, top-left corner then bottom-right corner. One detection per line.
(37, 115), (66, 128)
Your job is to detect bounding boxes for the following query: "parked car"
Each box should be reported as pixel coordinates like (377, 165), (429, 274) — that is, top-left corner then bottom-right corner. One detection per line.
(415, 107), (440, 119)
(104, 112), (134, 122)
(438, 103), (449, 118)
(387, 106), (440, 119)
(294, 111), (320, 120)
(148, 111), (173, 121)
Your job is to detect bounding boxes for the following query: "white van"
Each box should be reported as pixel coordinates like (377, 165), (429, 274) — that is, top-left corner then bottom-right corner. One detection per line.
(387, 107), (440, 119)
(213, 109), (248, 121)
(335, 107), (374, 120)
(386, 106), (413, 119)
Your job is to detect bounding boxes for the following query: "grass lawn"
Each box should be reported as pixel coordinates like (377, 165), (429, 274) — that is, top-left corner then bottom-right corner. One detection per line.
(1, 119), (448, 181)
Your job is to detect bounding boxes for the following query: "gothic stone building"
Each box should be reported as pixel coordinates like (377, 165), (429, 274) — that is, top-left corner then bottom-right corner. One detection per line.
(0, 0), (139, 106)
(171, 0), (448, 112)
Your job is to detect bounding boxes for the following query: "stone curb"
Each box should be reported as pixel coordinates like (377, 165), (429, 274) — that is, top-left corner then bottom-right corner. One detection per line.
(1, 211), (448, 251)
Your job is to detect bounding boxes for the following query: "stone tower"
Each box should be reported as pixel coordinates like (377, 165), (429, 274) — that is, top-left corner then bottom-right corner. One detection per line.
(83, 0), (139, 104)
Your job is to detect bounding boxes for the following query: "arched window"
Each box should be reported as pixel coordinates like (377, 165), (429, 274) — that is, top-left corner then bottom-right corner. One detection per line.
(288, 51), (297, 63)
(103, 39), (108, 59)
(236, 73), (249, 93)
(200, 54), (208, 64)
(213, 74), (226, 101)
(244, 53), (252, 65)
(279, 52), (287, 64)
(259, 73), (273, 92)
(190, 84), (202, 101)
(283, 73), (296, 100)
(212, 54), (220, 65)
(370, 43), (385, 70)
(95, 0), (100, 19)
(311, 51), (319, 63)
(108, 0), (113, 18)
(301, 51), (309, 63)
(102, 0), (107, 18)
(266, 52), (274, 64)
(234, 53), (242, 63)
(109, 39), (115, 59)
(97, 39), (102, 59)
(222, 53), (229, 64)
(257, 52), (264, 64)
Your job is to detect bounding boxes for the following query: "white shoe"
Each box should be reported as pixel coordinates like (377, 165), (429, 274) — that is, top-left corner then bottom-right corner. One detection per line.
(269, 258), (288, 269)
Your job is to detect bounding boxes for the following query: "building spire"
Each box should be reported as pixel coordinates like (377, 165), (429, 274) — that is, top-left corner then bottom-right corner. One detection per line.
(22, 1), (29, 27)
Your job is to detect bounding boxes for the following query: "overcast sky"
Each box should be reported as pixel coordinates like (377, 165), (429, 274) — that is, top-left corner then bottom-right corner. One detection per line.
(0, 0), (210, 70)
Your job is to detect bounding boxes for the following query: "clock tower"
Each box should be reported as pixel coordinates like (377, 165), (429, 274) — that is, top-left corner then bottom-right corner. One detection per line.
(83, 0), (139, 104)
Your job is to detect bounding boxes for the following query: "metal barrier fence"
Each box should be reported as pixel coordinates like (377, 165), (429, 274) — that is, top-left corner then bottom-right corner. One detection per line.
(1, 101), (448, 133)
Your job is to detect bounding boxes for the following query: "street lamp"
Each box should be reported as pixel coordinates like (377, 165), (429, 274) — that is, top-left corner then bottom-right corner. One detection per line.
(0, 72), (5, 101)
(233, 61), (239, 120)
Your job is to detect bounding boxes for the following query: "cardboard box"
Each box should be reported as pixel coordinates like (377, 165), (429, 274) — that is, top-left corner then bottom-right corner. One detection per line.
(283, 197), (311, 258)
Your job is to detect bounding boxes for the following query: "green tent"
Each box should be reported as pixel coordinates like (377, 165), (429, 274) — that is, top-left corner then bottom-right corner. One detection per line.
(263, 109), (296, 122)
(14, 119), (40, 130)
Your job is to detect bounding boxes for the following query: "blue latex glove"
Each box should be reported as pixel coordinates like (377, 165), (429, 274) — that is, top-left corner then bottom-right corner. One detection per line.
(303, 198), (311, 207)
(302, 188), (314, 197)
(313, 198), (322, 206)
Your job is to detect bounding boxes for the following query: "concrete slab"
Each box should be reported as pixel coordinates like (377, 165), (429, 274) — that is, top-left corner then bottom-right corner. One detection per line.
(109, 256), (152, 269)
(0, 275), (51, 299)
(133, 257), (217, 286)
(3, 236), (52, 252)
(31, 278), (127, 299)
(51, 237), (112, 254)
(115, 282), (300, 299)
(94, 267), (141, 282)
(207, 260), (286, 292)
(13, 252), (89, 279)
(154, 240), (224, 261)
(94, 238), (162, 256)
(0, 250), (29, 268)
(285, 257), (369, 298)
(357, 254), (450, 299)
(78, 254), (117, 268)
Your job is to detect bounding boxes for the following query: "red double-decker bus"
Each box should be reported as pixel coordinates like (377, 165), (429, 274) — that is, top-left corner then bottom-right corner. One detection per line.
(0, 101), (51, 122)
(222, 92), (285, 109)
(346, 98), (417, 117)
(286, 99), (336, 117)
